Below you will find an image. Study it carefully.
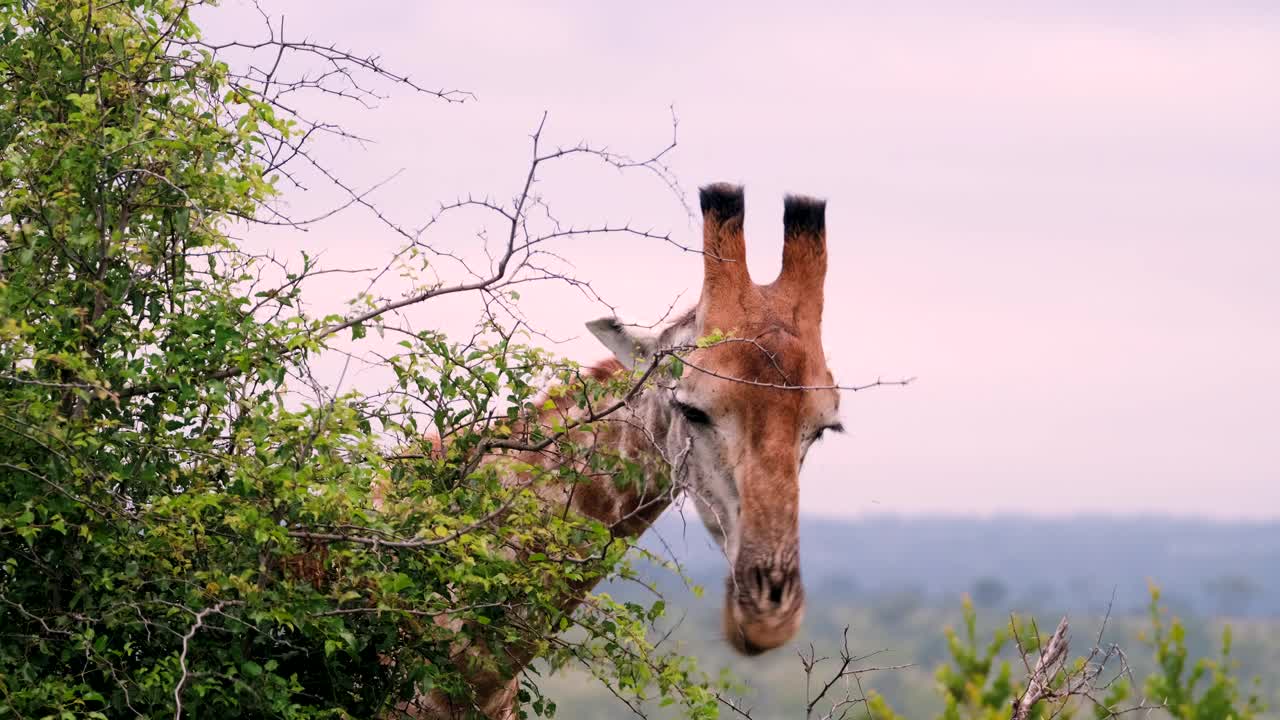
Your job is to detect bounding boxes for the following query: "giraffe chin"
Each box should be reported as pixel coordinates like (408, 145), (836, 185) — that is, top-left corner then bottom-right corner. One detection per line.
(722, 595), (806, 656)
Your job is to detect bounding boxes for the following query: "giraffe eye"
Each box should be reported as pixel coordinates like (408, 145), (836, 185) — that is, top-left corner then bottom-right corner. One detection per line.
(675, 402), (712, 426)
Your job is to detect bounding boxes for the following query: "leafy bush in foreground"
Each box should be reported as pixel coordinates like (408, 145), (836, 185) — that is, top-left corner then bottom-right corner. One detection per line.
(0, 2), (716, 717)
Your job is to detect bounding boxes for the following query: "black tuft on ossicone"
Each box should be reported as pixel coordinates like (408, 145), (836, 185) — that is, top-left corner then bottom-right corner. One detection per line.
(783, 195), (826, 236)
(699, 183), (745, 221)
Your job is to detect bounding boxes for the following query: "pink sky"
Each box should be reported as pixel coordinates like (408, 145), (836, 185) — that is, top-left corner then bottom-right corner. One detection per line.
(209, 1), (1280, 519)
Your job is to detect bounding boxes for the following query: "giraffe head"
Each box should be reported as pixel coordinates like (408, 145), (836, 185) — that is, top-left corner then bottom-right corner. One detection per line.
(588, 183), (841, 655)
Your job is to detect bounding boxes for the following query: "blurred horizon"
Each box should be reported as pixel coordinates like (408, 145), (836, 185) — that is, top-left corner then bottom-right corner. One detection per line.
(555, 508), (1280, 716)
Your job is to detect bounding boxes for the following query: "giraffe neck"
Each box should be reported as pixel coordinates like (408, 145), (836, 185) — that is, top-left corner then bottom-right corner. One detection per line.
(428, 311), (701, 719)
(558, 309), (699, 538)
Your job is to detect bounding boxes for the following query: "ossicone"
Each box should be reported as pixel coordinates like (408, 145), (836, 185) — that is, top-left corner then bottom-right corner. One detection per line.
(699, 183), (745, 222)
(783, 195), (826, 238)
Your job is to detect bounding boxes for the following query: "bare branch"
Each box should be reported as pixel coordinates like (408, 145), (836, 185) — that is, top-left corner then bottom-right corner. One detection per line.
(173, 600), (243, 720)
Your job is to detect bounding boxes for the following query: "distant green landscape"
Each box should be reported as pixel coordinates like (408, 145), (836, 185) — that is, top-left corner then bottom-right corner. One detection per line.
(539, 513), (1280, 718)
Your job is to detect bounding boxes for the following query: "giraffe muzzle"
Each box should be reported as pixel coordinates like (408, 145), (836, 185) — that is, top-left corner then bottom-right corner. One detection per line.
(723, 560), (806, 656)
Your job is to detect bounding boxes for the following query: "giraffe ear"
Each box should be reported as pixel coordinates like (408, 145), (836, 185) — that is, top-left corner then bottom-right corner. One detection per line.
(586, 317), (656, 370)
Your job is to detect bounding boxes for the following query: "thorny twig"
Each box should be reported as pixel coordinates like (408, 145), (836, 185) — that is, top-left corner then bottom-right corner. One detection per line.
(800, 627), (912, 720)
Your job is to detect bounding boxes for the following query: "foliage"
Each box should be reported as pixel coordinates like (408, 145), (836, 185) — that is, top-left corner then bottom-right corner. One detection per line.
(1133, 585), (1266, 720)
(0, 1), (717, 718)
(866, 587), (1267, 720)
(866, 597), (1024, 720)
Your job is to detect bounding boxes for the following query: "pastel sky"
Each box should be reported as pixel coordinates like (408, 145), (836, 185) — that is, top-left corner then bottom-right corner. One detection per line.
(209, 1), (1280, 519)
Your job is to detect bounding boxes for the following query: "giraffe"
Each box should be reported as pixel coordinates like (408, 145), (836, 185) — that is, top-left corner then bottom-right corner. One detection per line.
(416, 182), (843, 718)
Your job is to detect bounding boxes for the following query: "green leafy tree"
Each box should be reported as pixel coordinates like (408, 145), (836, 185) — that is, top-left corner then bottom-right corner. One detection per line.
(0, 1), (719, 717)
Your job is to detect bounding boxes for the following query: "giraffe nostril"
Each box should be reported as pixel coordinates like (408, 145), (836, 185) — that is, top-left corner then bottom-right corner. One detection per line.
(768, 581), (784, 606)
(735, 561), (800, 608)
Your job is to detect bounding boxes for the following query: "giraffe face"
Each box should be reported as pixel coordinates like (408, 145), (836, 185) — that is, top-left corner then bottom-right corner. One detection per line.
(590, 184), (841, 655)
(672, 327), (840, 655)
